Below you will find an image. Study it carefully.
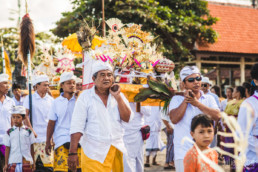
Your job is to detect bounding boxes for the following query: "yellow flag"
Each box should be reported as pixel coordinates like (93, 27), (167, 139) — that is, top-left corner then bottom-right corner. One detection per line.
(4, 50), (12, 80)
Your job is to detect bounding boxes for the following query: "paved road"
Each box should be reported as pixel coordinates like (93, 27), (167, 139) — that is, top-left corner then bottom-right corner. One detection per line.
(144, 131), (175, 172)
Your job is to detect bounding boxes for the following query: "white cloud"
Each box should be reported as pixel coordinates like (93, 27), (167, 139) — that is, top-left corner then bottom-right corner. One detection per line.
(0, 0), (73, 32)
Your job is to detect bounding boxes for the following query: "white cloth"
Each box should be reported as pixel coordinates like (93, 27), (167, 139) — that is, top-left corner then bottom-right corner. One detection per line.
(237, 91), (258, 166)
(14, 164), (22, 172)
(70, 86), (133, 163)
(169, 91), (219, 161)
(123, 144), (144, 172)
(175, 159), (184, 172)
(23, 92), (54, 143)
(3, 125), (36, 164)
(0, 96), (15, 145)
(75, 77), (82, 83)
(10, 105), (26, 115)
(122, 103), (144, 136)
(59, 71), (76, 84)
(201, 76), (212, 85)
(122, 103), (144, 172)
(143, 106), (165, 152)
(0, 73), (9, 82)
(143, 106), (162, 132)
(82, 52), (94, 85)
(179, 66), (200, 81)
(34, 75), (49, 85)
(220, 99), (228, 112)
(12, 96), (25, 106)
(48, 94), (76, 149)
(92, 60), (113, 75)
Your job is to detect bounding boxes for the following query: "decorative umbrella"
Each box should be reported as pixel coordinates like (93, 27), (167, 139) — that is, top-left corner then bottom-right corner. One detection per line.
(62, 34), (107, 58)
(62, 33), (82, 57)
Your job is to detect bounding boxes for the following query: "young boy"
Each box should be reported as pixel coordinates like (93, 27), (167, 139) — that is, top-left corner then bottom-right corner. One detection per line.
(3, 106), (35, 172)
(184, 114), (218, 172)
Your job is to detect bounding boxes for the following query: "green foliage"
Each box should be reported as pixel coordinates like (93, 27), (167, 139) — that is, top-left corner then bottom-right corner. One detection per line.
(0, 28), (62, 70)
(52, 0), (218, 62)
(134, 78), (175, 114)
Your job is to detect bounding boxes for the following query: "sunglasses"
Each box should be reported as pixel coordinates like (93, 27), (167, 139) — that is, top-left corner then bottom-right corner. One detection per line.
(185, 76), (202, 83)
(201, 84), (208, 87)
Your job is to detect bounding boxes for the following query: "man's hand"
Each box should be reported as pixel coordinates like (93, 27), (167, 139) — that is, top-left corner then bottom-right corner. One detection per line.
(109, 84), (121, 99)
(68, 154), (79, 172)
(45, 141), (52, 156)
(184, 90), (199, 107)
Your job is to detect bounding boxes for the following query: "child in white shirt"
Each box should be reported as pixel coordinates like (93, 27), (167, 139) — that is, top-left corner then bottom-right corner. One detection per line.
(3, 106), (35, 172)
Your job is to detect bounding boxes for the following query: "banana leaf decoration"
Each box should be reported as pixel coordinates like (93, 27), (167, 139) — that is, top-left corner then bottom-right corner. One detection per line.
(134, 79), (183, 114)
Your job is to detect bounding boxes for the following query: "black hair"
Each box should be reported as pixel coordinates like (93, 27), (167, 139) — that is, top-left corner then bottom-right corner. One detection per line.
(211, 85), (221, 97)
(191, 114), (214, 132)
(12, 83), (21, 91)
(12, 113), (26, 119)
(242, 82), (251, 96)
(93, 72), (98, 79)
(250, 63), (258, 95)
(227, 87), (233, 93)
(236, 86), (246, 98)
(59, 87), (64, 94)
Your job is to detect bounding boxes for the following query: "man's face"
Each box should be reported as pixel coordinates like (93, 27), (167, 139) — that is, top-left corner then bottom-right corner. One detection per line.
(0, 81), (9, 95)
(37, 81), (49, 94)
(93, 70), (114, 90)
(76, 82), (82, 91)
(182, 74), (201, 92)
(201, 82), (210, 93)
(226, 88), (233, 99)
(62, 80), (76, 94)
(13, 88), (21, 97)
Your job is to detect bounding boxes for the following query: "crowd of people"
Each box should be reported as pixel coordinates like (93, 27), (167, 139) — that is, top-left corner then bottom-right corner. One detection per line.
(0, 61), (257, 172)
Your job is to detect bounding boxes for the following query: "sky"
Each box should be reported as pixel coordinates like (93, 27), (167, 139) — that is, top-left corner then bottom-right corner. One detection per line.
(0, 0), (253, 33)
(0, 0), (73, 32)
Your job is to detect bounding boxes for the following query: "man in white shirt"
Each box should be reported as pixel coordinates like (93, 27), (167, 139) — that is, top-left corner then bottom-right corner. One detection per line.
(68, 61), (132, 172)
(45, 71), (81, 172)
(122, 103), (146, 172)
(169, 66), (220, 172)
(12, 83), (25, 106)
(0, 73), (15, 171)
(23, 75), (54, 172)
(201, 77), (220, 108)
(162, 112), (175, 169)
(238, 63), (258, 170)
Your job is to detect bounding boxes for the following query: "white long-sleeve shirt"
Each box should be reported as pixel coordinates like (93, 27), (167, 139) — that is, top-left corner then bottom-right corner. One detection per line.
(70, 86), (133, 163)
(238, 91), (258, 166)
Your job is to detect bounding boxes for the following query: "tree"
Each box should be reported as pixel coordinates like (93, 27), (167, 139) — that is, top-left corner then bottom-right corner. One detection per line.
(52, 0), (218, 62)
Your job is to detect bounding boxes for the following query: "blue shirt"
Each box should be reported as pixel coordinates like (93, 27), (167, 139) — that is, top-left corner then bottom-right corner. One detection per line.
(48, 94), (76, 149)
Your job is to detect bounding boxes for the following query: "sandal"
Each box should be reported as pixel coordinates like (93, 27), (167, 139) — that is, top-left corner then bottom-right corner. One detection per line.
(144, 163), (150, 167)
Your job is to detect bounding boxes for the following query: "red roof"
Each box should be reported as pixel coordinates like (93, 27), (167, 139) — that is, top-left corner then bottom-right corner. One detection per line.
(197, 3), (258, 54)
